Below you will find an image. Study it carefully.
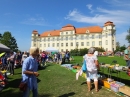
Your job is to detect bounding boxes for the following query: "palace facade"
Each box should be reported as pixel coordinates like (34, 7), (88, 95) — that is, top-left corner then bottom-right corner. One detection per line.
(31, 21), (116, 52)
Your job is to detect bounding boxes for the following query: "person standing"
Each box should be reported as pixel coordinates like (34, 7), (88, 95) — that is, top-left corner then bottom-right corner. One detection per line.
(124, 45), (130, 67)
(22, 47), (40, 97)
(21, 51), (28, 65)
(84, 47), (99, 92)
(7, 51), (15, 75)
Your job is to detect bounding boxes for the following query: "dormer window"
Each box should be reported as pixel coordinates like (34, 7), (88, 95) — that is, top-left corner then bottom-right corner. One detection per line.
(48, 33), (51, 36)
(86, 30), (89, 33)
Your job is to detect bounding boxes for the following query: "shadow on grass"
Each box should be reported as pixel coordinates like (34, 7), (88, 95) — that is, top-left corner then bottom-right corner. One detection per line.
(38, 64), (52, 71)
(4, 78), (22, 89)
(58, 92), (75, 97)
(38, 93), (52, 97)
(1, 89), (23, 97)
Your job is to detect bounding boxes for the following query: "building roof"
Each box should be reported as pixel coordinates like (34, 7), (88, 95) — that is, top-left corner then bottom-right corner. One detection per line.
(39, 25), (103, 37)
(104, 21), (115, 26)
(32, 30), (38, 34)
(75, 26), (102, 34)
(40, 30), (60, 37)
(61, 24), (75, 31)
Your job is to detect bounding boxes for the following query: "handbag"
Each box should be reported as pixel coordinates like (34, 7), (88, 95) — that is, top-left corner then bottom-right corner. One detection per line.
(19, 82), (27, 91)
(82, 60), (87, 72)
(19, 77), (29, 91)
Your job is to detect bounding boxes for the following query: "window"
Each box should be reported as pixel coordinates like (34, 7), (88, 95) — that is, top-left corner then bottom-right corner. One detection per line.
(99, 41), (102, 46)
(92, 35), (94, 39)
(76, 42), (79, 46)
(48, 43), (50, 47)
(106, 40), (108, 45)
(34, 44), (36, 47)
(48, 38), (50, 41)
(92, 41), (95, 46)
(34, 39), (36, 42)
(61, 43), (63, 46)
(52, 37), (55, 41)
(43, 38), (46, 42)
(61, 32), (63, 35)
(99, 34), (101, 39)
(106, 33), (108, 38)
(70, 36), (73, 40)
(71, 42), (73, 46)
(76, 36), (78, 40)
(66, 37), (68, 40)
(112, 40), (114, 45)
(44, 44), (46, 47)
(66, 43), (68, 46)
(39, 39), (42, 42)
(61, 49), (63, 52)
(57, 37), (59, 41)
(86, 35), (89, 39)
(66, 32), (68, 34)
(40, 44), (42, 47)
(61, 37), (63, 41)
(81, 35), (84, 40)
(81, 42), (84, 46)
(57, 43), (59, 46)
(71, 31), (73, 34)
(87, 42), (89, 46)
(52, 43), (55, 47)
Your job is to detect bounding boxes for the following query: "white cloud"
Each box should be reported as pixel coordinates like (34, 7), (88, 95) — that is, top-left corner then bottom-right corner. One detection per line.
(65, 7), (130, 26)
(104, 0), (130, 7)
(21, 17), (48, 26)
(116, 32), (129, 46)
(86, 4), (93, 13)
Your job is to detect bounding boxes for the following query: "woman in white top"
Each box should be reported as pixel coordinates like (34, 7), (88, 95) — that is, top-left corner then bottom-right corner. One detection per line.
(21, 51), (28, 65)
(84, 47), (99, 92)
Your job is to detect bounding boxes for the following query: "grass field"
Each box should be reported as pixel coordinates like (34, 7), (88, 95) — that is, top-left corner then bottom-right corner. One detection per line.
(1, 56), (129, 97)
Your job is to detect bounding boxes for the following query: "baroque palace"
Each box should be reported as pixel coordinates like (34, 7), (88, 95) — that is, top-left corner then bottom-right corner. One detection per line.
(31, 21), (116, 52)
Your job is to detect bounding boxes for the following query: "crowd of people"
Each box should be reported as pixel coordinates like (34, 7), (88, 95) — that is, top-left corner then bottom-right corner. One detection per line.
(2, 46), (130, 96)
(0, 50), (72, 76)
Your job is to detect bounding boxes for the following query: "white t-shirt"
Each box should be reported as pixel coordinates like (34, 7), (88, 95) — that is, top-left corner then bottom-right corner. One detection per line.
(84, 54), (98, 72)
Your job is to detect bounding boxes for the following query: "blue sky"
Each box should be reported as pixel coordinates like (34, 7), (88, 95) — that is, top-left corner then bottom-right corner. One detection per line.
(0, 0), (130, 51)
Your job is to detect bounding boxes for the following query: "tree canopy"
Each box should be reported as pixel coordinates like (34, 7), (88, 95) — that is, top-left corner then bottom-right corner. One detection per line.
(0, 31), (18, 52)
(126, 28), (130, 45)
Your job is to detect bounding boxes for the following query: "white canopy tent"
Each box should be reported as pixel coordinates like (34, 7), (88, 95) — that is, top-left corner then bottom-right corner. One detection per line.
(0, 43), (10, 53)
(45, 47), (59, 52)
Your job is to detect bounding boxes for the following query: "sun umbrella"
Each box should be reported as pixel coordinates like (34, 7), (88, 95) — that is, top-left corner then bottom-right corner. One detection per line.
(0, 52), (5, 57)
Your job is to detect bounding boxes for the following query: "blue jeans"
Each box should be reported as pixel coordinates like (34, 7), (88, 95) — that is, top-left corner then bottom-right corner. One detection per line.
(23, 87), (38, 97)
(127, 60), (130, 67)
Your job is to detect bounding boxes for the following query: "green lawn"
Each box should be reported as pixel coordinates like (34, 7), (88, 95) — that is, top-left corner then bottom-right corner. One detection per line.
(1, 56), (129, 97)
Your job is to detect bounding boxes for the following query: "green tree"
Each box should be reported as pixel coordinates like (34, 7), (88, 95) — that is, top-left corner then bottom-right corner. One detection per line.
(120, 45), (126, 52)
(0, 31), (18, 52)
(0, 33), (2, 41)
(116, 42), (120, 51)
(126, 28), (130, 45)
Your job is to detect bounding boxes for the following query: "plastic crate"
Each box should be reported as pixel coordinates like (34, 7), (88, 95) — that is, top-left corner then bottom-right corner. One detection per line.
(115, 81), (125, 87)
(103, 80), (111, 88)
(103, 79), (115, 89)
(110, 83), (119, 92)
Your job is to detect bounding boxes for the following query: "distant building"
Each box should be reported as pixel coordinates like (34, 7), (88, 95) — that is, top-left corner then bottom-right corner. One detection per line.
(31, 21), (116, 52)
